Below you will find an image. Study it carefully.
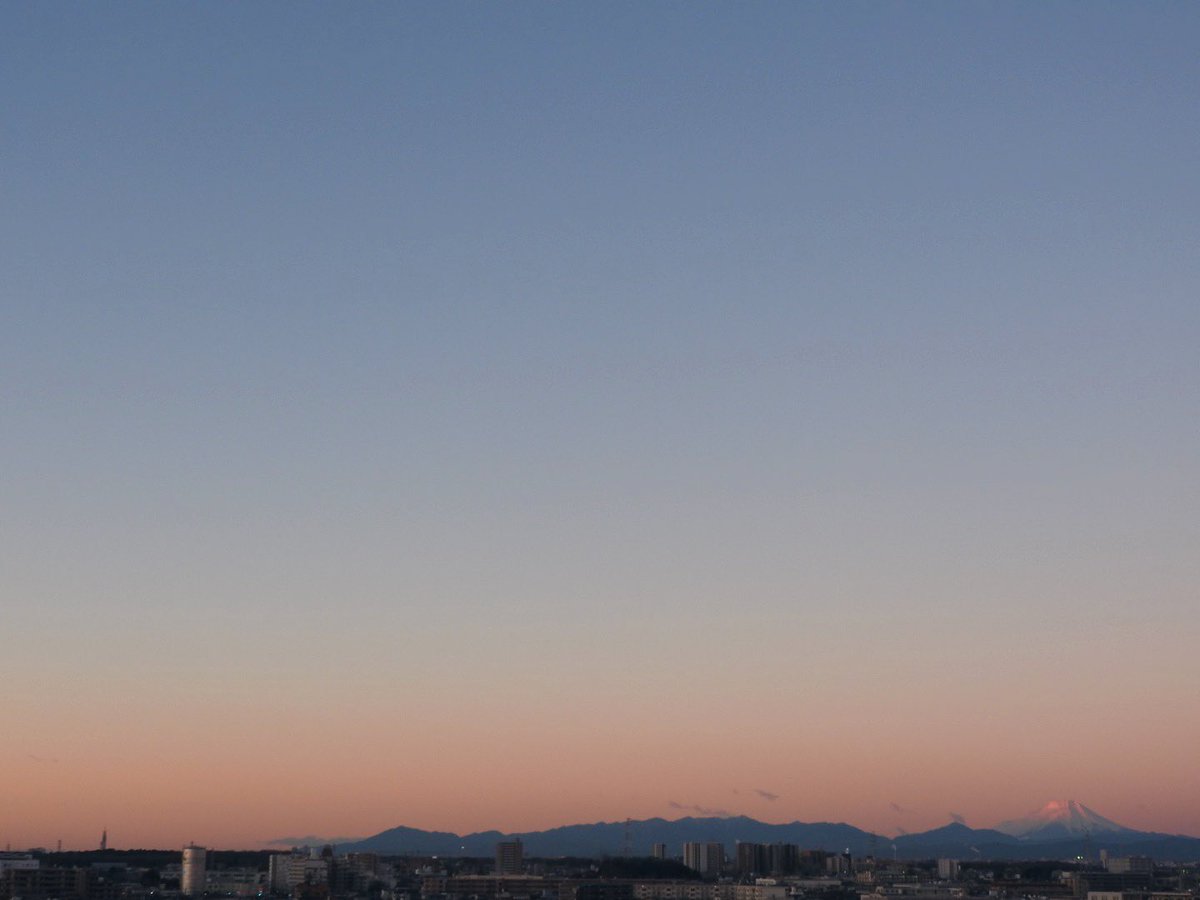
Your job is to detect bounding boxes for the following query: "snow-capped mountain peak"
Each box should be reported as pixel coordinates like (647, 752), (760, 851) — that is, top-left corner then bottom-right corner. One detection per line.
(995, 800), (1132, 839)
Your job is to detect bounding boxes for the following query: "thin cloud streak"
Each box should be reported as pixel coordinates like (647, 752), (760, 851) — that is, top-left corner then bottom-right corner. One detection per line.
(668, 801), (732, 817)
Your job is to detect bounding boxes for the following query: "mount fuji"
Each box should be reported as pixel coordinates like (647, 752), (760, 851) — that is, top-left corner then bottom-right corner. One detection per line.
(996, 800), (1135, 841)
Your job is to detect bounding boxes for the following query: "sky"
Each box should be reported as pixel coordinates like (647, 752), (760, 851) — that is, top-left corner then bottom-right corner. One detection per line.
(2, 1), (1198, 851)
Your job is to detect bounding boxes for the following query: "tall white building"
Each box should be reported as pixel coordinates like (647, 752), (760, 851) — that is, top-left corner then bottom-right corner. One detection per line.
(268, 851), (331, 893)
(182, 845), (207, 896)
(683, 842), (724, 877)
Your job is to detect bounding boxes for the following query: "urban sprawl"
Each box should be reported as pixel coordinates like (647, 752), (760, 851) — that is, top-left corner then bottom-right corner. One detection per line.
(1, 837), (1195, 900)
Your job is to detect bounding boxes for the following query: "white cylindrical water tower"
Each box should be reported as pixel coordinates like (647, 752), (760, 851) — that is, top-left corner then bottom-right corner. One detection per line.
(182, 844), (207, 896)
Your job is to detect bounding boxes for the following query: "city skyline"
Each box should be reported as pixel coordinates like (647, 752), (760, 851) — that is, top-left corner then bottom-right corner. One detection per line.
(4, 3), (1198, 853)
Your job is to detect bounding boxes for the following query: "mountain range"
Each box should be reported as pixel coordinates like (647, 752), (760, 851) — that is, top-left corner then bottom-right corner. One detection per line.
(323, 801), (1200, 861)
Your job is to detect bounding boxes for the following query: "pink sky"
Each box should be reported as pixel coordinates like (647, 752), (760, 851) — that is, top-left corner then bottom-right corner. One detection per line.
(4, 0), (1199, 857)
(6, 638), (1200, 849)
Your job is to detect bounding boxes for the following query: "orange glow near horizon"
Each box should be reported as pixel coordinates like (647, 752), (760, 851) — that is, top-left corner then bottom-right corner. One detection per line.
(6, 599), (1200, 849)
(7, 663), (1200, 849)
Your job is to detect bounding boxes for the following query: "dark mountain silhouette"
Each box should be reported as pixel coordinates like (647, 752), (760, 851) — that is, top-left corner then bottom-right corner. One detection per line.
(892, 821), (1018, 857)
(336, 811), (1200, 862)
(340, 816), (878, 856)
(893, 815), (1200, 861)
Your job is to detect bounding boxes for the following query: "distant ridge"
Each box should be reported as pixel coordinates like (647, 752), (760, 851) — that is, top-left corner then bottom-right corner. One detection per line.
(340, 816), (876, 857)
(265, 835), (366, 848)
(336, 806), (1200, 861)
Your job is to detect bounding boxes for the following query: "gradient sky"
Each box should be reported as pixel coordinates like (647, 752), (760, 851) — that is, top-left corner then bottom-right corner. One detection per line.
(3, 2), (1199, 851)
